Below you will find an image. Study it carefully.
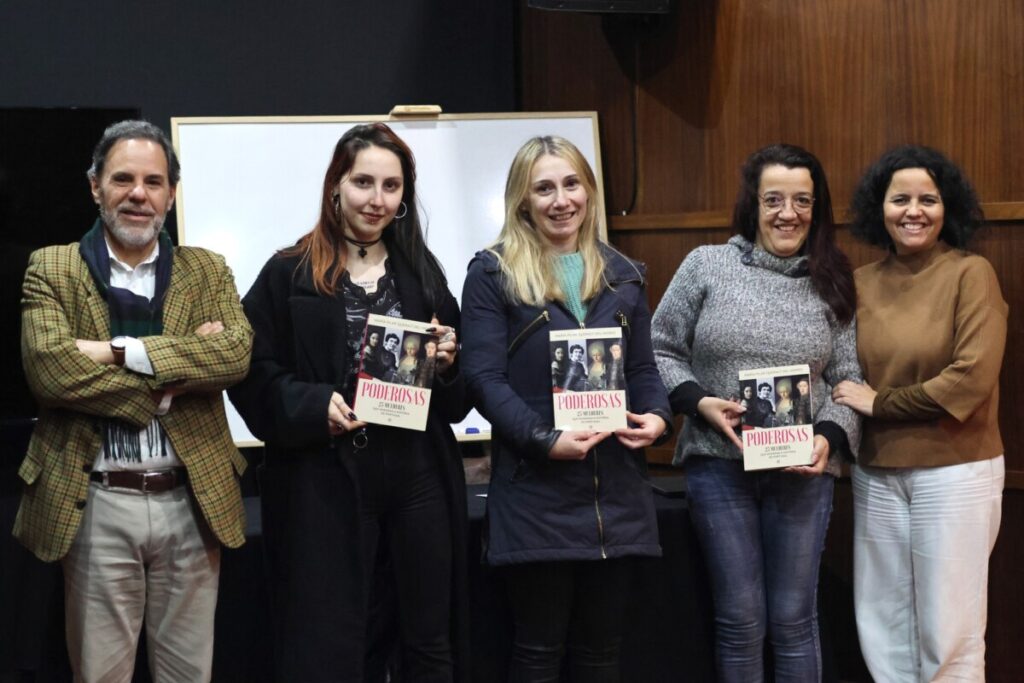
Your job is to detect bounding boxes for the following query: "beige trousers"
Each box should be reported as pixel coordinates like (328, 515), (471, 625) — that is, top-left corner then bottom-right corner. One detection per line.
(62, 481), (220, 683)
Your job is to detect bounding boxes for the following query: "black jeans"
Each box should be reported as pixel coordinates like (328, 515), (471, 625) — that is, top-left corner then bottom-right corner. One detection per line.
(263, 432), (453, 683)
(355, 435), (454, 682)
(502, 558), (633, 683)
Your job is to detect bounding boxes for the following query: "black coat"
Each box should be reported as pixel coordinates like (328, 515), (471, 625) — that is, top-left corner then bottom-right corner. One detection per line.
(228, 245), (471, 681)
(461, 245), (672, 566)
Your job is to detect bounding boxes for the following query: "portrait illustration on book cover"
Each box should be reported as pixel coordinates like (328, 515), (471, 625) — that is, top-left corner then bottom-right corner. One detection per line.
(739, 364), (813, 470)
(550, 327), (627, 431)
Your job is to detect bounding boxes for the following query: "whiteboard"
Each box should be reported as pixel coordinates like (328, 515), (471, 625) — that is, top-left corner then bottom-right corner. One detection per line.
(171, 112), (603, 446)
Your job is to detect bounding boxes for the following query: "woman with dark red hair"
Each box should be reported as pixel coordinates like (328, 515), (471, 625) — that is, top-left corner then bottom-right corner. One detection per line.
(230, 123), (469, 682)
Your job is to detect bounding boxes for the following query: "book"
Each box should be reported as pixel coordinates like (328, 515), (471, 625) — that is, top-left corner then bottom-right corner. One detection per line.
(354, 314), (436, 431)
(738, 364), (814, 470)
(550, 327), (627, 431)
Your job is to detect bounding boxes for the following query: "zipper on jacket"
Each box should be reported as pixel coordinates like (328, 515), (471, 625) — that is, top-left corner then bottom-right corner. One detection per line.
(560, 313), (607, 557)
(615, 310), (631, 341)
(593, 451), (607, 559)
(507, 309), (550, 355)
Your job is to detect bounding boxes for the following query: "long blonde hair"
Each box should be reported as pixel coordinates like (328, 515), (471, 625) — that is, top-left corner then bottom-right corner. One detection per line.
(488, 136), (606, 306)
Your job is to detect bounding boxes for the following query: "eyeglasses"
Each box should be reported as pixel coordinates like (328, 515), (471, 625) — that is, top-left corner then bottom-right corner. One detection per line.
(759, 193), (815, 215)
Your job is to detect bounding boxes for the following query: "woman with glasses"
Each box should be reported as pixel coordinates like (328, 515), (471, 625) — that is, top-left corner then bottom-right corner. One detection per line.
(652, 144), (862, 682)
(833, 146), (1006, 682)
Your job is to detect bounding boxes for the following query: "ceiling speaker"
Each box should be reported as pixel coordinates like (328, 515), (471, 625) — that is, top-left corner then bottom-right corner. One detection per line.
(527, 0), (673, 14)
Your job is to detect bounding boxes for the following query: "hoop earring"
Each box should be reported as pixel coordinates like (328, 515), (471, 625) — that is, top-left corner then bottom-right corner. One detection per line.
(394, 202), (408, 220)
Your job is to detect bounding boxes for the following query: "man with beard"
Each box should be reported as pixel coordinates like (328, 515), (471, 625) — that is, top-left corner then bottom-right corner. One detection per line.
(14, 120), (253, 682)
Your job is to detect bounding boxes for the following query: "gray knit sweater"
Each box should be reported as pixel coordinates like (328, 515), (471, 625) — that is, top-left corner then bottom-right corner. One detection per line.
(651, 235), (862, 476)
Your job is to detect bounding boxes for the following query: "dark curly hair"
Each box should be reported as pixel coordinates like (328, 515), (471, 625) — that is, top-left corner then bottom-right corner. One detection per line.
(849, 145), (984, 251)
(732, 143), (856, 324)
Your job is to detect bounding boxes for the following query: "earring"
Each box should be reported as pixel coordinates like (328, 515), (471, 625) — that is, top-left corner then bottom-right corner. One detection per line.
(331, 193), (340, 217)
(394, 202), (408, 220)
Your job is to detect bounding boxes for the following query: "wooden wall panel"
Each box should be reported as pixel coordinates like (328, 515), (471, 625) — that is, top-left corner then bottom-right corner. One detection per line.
(519, 3), (1024, 676)
(523, 0), (1024, 213)
(517, 10), (637, 212)
(519, 0), (1024, 478)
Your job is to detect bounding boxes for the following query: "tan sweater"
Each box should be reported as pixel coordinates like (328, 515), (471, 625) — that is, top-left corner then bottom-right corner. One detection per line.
(855, 242), (1007, 468)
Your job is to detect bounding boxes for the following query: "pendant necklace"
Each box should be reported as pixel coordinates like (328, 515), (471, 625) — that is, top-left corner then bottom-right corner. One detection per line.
(343, 234), (382, 258)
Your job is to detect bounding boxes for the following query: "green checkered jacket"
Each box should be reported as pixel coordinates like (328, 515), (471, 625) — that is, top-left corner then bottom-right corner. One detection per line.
(15, 242), (253, 562)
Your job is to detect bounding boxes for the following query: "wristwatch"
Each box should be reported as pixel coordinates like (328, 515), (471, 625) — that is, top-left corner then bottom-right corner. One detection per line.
(110, 336), (128, 367)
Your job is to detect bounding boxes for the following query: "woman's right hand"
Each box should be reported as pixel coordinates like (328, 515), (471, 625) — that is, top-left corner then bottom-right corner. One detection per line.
(549, 430), (611, 460)
(327, 392), (368, 436)
(697, 396), (745, 450)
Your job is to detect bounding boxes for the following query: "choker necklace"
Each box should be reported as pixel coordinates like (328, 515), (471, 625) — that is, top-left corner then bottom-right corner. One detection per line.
(343, 234), (382, 258)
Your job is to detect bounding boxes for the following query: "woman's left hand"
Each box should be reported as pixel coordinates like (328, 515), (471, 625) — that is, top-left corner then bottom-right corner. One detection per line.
(430, 316), (458, 373)
(614, 412), (668, 450)
(784, 434), (830, 477)
(832, 380), (876, 416)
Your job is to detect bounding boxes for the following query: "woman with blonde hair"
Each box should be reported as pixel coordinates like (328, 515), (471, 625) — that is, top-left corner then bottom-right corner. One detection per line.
(396, 333), (421, 385)
(461, 135), (671, 682)
(773, 378), (794, 426)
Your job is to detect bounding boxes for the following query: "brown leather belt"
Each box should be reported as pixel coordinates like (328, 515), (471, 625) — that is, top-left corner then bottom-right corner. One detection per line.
(89, 469), (188, 493)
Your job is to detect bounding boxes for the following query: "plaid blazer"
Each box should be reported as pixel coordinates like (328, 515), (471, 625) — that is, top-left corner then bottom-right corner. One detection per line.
(15, 242), (254, 562)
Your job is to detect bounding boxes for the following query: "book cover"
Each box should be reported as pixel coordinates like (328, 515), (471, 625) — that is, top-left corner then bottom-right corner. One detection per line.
(354, 314), (436, 431)
(739, 364), (813, 470)
(550, 327), (626, 431)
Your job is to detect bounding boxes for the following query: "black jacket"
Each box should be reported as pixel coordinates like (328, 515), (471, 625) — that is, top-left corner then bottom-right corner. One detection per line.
(228, 245), (471, 681)
(461, 245), (671, 566)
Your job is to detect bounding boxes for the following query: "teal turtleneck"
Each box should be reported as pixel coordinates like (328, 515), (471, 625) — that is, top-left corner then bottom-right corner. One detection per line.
(554, 251), (587, 323)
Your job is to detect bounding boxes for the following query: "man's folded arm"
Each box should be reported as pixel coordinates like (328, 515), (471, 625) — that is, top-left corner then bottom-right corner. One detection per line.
(141, 258), (254, 393)
(21, 253), (156, 429)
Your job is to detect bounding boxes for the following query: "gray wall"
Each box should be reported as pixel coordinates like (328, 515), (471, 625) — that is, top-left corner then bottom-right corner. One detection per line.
(0, 0), (516, 130)
(0, 0), (516, 423)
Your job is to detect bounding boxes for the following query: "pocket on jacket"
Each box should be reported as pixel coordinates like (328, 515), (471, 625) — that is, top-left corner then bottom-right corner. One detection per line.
(230, 449), (248, 477)
(509, 458), (533, 483)
(18, 455), (43, 486)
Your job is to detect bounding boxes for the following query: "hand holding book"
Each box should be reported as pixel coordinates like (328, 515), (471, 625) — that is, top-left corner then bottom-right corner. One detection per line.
(614, 411), (669, 450)
(427, 316), (458, 374)
(697, 396), (746, 450)
(549, 430), (611, 460)
(782, 435), (830, 477)
(327, 391), (367, 436)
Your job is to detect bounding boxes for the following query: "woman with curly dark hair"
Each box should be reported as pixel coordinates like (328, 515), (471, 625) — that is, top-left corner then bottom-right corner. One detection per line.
(834, 145), (1006, 682)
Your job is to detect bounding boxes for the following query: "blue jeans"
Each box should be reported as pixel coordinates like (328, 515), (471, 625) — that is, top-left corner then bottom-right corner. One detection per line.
(684, 456), (834, 683)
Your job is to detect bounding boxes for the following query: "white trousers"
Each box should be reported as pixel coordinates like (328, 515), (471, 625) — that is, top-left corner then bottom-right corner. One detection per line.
(62, 482), (220, 683)
(853, 457), (1004, 683)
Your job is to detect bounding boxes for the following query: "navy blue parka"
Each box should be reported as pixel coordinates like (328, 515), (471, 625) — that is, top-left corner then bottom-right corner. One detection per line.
(461, 244), (671, 566)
